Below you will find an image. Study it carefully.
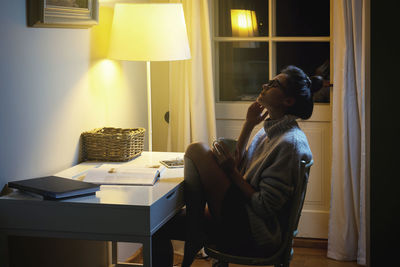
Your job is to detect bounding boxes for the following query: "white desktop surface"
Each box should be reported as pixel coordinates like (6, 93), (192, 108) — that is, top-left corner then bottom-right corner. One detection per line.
(0, 151), (185, 267)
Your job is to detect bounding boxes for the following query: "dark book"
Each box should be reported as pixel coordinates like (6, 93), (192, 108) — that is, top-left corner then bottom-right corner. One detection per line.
(8, 176), (100, 200)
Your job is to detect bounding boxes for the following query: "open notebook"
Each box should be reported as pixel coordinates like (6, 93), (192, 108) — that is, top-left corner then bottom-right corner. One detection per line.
(84, 164), (165, 186)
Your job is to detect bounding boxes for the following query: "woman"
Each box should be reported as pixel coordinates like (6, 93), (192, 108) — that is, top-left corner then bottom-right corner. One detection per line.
(180, 65), (323, 266)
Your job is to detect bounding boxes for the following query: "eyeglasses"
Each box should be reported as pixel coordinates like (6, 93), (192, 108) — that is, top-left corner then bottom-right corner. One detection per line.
(265, 79), (282, 89)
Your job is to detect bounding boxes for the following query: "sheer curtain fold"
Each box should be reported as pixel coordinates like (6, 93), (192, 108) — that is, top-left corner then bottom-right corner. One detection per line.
(168, 0), (216, 152)
(328, 0), (367, 265)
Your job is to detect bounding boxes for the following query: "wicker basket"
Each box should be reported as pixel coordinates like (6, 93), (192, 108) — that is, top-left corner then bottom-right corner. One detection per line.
(81, 127), (145, 162)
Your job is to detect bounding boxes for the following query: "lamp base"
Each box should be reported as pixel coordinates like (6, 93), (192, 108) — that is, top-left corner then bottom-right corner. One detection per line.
(146, 61), (152, 152)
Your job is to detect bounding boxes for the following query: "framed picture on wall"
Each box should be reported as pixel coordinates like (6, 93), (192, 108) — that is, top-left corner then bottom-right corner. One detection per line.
(27, 0), (99, 28)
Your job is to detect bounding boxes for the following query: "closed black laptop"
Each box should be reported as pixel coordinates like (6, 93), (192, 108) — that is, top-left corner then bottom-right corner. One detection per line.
(8, 176), (100, 200)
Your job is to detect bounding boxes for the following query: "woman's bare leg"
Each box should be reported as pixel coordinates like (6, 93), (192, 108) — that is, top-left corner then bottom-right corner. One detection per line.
(184, 142), (231, 220)
(182, 142), (232, 266)
(181, 155), (205, 267)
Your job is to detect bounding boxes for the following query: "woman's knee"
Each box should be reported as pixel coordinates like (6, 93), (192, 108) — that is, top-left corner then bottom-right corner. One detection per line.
(185, 142), (209, 161)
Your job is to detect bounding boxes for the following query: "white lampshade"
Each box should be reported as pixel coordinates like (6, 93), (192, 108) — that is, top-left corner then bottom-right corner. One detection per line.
(109, 3), (191, 61)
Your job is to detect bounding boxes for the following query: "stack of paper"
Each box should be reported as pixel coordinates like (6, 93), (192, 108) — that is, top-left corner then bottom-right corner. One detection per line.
(84, 164), (165, 186)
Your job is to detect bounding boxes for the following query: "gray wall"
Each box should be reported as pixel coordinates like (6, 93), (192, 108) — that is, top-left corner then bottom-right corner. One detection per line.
(0, 1), (148, 265)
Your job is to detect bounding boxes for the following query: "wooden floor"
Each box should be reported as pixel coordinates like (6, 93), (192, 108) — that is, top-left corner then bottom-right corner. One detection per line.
(128, 241), (363, 267)
(174, 247), (362, 267)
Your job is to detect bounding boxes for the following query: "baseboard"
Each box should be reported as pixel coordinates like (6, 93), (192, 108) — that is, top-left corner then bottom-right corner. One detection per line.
(293, 237), (328, 249)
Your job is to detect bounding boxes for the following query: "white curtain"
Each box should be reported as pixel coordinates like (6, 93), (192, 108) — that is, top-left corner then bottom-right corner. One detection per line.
(328, 0), (368, 265)
(167, 0), (217, 152)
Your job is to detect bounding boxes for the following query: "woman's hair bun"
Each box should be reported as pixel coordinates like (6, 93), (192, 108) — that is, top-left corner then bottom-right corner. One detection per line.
(310, 75), (323, 94)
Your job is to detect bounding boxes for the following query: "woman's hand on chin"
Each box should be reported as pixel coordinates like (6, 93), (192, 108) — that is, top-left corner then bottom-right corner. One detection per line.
(246, 102), (268, 127)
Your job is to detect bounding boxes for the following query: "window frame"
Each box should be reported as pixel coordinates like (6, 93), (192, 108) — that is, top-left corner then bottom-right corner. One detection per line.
(211, 0), (332, 104)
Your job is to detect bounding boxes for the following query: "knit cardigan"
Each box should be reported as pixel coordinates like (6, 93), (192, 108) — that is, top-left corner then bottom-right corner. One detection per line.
(242, 115), (312, 250)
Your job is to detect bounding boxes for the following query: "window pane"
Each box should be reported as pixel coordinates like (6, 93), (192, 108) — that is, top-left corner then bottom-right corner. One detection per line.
(276, 42), (330, 103)
(219, 42), (269, 101)
(276, 0), (329, 36)
(217, 0), (268, 37)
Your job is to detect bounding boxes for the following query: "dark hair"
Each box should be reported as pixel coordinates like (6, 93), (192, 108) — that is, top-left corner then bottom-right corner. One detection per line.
(280, 65), (323, 119)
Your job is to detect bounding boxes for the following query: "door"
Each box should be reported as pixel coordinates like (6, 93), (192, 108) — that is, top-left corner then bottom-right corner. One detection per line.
(212, 0), (332, 238)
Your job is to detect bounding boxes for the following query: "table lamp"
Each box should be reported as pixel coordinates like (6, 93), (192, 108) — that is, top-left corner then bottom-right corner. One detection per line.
(231, 9), (259, 49)
(231, 9), (259, 38)
(109, 3), (191, 151)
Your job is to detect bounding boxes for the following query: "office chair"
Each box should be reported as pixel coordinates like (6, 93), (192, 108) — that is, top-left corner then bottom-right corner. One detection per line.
(204, 160), (313, 267)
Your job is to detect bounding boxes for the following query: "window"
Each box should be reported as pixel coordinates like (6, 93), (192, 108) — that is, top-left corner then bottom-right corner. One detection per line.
(213, 0), (331, 103)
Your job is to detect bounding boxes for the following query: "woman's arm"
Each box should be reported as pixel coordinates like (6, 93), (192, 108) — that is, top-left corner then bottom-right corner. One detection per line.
(229, 168), (256, 200)
(212, 142), (256, 200)
(211, 102), (267, 199)
(235, 102), (268, 165)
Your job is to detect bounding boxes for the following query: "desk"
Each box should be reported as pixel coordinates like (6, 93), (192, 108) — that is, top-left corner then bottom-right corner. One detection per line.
(0, 152), (185, 267)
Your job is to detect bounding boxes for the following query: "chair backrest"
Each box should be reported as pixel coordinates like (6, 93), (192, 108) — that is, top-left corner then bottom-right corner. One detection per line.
(279, 159), (313, 264)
